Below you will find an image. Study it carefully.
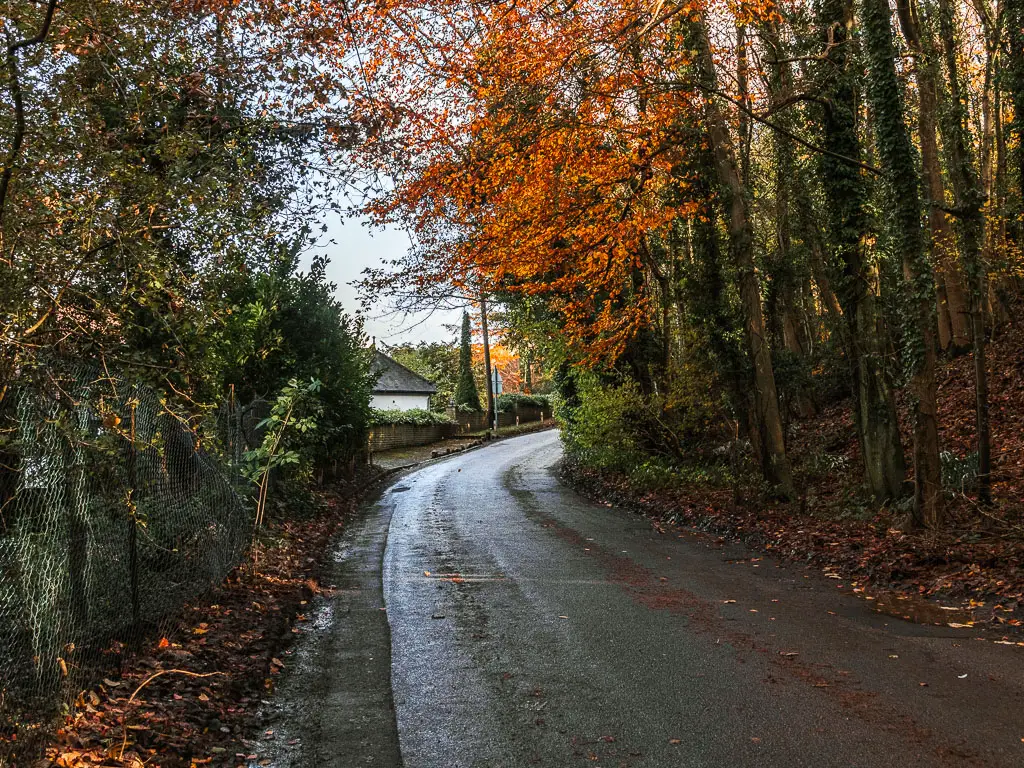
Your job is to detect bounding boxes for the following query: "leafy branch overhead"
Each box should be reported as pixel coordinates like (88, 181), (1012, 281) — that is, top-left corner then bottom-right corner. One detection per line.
(338, 0), (1024, 528)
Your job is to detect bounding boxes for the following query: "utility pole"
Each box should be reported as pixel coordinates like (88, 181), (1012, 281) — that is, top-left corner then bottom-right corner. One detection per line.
(490, 366), (503, 432)
(480, 292), (494, 433)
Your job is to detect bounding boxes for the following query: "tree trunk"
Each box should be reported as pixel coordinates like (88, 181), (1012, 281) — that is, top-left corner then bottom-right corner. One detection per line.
(681, 190), (753, 457)
(976, 7), (999, 310)
(935, 0), (992, 504)
(815, 0), (906, 502)
(861, 0), (944, 526)
(762, 20), (817, 418)
(0, 0), (59, 239)
(806, 231), (845, 330)
(694, 18), (794, 498)
(736, 23), (751, 184)
(894, 0), (971, 352)
(1006, 0), (1024, 229)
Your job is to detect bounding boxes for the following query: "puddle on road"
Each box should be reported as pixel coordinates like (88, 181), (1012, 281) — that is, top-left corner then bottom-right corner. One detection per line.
(856, 589), (975, 627)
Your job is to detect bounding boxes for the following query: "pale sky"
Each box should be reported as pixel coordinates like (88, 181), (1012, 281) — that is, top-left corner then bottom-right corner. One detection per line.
(308, 210), (465, 348)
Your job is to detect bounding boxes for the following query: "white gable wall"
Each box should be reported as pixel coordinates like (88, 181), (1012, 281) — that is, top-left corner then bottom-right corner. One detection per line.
(371, 393), (431, 411)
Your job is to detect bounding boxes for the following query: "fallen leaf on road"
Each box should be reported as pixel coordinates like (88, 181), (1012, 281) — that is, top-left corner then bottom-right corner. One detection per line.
(669, 738), (682, 745)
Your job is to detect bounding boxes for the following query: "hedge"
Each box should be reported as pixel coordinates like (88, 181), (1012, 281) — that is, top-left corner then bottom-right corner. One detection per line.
(369, 408), (456, 427)
(495, 393), (553, 413)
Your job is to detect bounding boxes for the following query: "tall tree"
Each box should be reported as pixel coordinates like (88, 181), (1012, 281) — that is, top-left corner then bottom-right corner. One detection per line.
(0, 0), (348, 404)
(861, 0), (944, 525)
(692, 16), (795, 498)
(455, 311), (483, 412)
(337, 0), (1024, 519)
(894, 0), (971, 351)
(759, 18), (818, 420)
(814, 0), (906, 503)
(935, 0), (993, 503)
(1006, 0), (1024, 226)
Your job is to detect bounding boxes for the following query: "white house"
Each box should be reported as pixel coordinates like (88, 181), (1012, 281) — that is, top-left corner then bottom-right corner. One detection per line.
(370, 351), (437, 411)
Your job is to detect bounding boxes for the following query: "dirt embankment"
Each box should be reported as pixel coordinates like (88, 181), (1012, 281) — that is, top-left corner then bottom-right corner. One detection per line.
(564, 323), (1024, 636)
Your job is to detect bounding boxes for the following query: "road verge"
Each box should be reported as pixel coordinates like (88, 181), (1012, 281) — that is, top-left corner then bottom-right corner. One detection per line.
(14, 468), (395, 768)
(562, 458), (1024, 637)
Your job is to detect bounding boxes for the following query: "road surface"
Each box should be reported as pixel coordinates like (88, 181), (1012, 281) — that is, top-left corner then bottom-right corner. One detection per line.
(262, 430), (1024, 767)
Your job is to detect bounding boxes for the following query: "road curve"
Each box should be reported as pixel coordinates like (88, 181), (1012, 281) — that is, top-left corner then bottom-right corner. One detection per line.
(384, 430), (1024, 767)
(264, 429), (1024, 767)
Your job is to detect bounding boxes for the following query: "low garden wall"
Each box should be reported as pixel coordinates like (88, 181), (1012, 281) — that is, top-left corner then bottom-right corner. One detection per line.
(447, 403), (552, 434)
(369, 401), (554, 454)
(367, 422), (456, 452)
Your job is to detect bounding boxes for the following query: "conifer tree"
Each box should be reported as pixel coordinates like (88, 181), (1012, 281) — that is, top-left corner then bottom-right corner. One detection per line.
(454, 311), (482, 412)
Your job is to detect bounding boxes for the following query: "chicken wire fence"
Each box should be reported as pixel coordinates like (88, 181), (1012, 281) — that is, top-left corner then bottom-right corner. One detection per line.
(0, 360), (258, 723)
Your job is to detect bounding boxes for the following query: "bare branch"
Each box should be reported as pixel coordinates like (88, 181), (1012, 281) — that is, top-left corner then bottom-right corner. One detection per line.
(0, 0), (60, 236)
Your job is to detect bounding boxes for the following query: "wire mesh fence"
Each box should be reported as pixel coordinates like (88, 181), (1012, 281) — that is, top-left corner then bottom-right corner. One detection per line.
(0, 359), (256, 727)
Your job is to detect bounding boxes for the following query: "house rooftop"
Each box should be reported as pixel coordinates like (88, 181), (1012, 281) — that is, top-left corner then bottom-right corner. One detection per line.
(372, 351), (437, 394)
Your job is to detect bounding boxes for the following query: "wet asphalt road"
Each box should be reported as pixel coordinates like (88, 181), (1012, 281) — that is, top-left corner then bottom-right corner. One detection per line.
(264, 430), (1024, 768)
